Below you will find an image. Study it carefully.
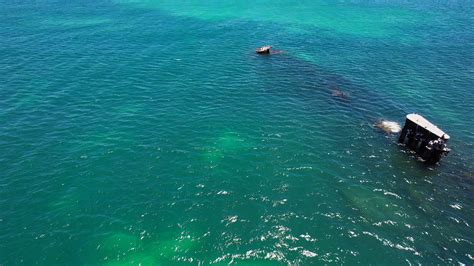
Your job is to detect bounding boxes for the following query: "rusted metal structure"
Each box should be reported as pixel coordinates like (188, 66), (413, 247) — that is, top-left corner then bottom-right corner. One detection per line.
(398, 114), (450, 163)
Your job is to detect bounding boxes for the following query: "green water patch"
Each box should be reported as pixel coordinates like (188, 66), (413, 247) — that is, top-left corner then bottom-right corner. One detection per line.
(98, 232), (142, 262)
(236, 261), (282, 266)
(97, 230), (202, 265)
(158, 235), (199, 261)
(215, 133), (249, 152)
(203, 132), (255, 165)
(114, 0), (429, 39)
(103, 254), (157, 266)
(213, 259), (282, 265)
(147, 236), (197, 259)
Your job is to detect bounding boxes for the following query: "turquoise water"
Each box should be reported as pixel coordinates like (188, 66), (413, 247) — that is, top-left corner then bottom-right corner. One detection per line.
(1, 0), (473, 264)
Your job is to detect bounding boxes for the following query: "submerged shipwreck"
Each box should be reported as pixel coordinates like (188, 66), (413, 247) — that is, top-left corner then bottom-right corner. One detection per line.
(398, 113), (450, 163)
(256, 45), (272, 54)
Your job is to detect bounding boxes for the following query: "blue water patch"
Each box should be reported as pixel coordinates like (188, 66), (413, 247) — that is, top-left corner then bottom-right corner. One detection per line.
(0, 0), (473, 264)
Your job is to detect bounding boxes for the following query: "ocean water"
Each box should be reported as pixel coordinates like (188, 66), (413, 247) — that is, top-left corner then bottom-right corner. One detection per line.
(1, 0), (473, 264)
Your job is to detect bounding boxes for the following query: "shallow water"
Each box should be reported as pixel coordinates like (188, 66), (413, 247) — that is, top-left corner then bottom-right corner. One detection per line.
(0, 0), (473, 264)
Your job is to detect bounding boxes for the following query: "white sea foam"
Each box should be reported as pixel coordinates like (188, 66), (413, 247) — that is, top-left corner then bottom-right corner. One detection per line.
(376, 120), (401, 134)
(302, 250), (318, 257)
(450, 203), (462, 210)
